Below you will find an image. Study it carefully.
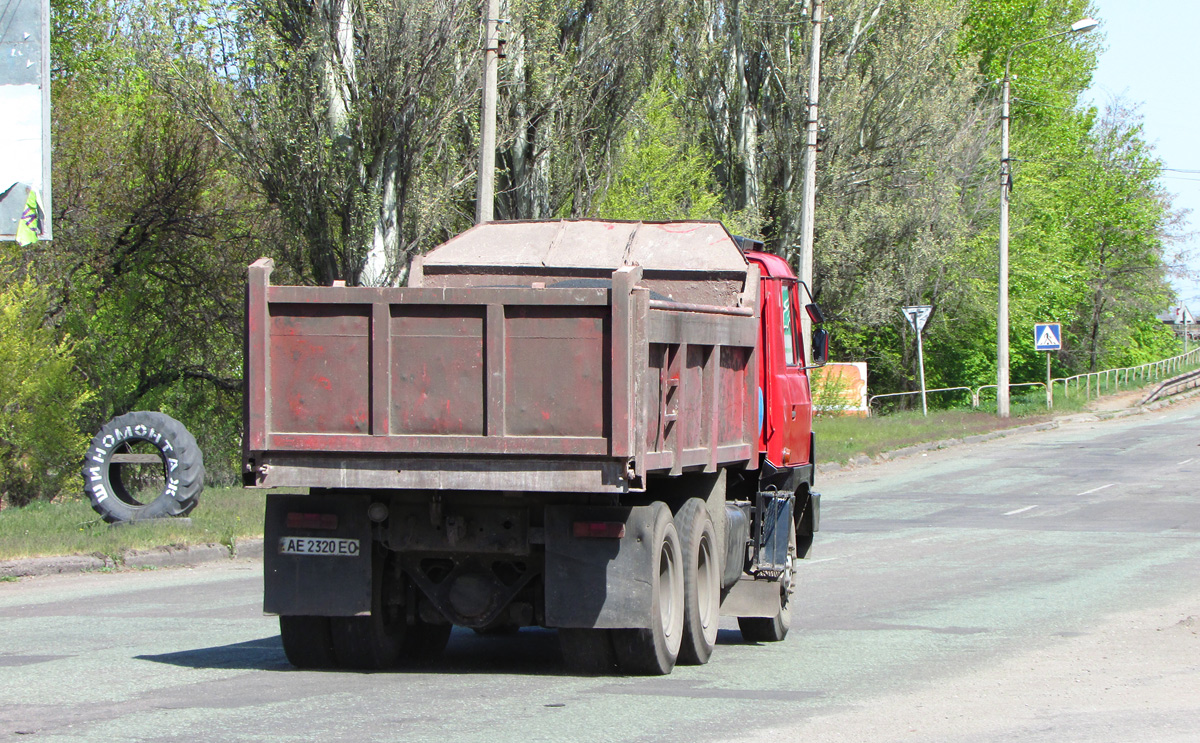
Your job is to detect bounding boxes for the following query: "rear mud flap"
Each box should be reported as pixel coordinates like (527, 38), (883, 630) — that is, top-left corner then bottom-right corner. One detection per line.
(264, 492), (372, 616)
(543, 503), (662, 629)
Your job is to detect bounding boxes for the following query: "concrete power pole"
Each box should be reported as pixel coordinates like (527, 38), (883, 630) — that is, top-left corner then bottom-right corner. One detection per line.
(475, 0), (501, 224)
(997, 59), (1012, 418)
(798, 0), (823, 364)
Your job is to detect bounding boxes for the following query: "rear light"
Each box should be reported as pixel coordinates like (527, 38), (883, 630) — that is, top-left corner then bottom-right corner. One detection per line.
(573, 521), (626, 539)
(285, 512), (339, 530)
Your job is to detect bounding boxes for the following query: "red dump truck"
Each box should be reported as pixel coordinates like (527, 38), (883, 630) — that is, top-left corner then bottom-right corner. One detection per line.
(244, 220), (827, 675)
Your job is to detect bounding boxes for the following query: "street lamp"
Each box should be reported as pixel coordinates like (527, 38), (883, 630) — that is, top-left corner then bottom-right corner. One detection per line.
(997, 17), (1099, 418)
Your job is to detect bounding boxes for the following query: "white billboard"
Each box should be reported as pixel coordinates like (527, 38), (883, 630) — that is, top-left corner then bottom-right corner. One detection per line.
(1, 0), (52, 242)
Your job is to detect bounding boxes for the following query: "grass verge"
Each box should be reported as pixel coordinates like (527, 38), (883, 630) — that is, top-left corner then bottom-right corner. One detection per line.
(816, 389), (1092, 465)
(0, 487), (265, 562)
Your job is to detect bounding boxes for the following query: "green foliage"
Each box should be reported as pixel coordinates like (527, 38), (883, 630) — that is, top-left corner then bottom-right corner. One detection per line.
(0, 486), (264, 560)
(22, 0), (1185, 478)
(594, 83), (753, 231)
(0, 274), (92, 507)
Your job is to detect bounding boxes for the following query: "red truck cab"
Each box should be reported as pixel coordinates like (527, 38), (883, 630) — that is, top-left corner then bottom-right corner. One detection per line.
(746, 249), (825, 473)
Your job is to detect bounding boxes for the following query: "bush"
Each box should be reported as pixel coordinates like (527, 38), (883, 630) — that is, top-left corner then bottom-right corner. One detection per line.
(0, 277), (92, 507)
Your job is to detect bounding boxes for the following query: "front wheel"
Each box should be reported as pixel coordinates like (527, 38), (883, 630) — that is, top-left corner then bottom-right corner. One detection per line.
(738, 524), (795, 642)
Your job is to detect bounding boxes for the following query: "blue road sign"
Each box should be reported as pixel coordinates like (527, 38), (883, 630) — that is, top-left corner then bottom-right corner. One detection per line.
(1034, 323), (1062, 351)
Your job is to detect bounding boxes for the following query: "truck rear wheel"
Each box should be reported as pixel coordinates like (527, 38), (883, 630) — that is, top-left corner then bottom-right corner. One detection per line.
(330, 549), (406, 670)
(612, 503), (685, 675)
(675, 498), (720, 665)
(402, 620), (453, 661)
(558, 628), (617, 675)
(279, 615), (337, 669)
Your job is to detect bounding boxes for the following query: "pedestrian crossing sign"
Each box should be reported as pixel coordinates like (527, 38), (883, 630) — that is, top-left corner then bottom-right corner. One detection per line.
(1034, 323), (1061, 351)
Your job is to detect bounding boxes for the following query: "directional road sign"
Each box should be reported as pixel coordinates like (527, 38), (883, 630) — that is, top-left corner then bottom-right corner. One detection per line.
(902, 305), (932, 333)
(1034, 323), (1062, 351)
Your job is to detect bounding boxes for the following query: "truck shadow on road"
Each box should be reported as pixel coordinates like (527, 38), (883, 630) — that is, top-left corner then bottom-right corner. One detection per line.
(137, 627), (756, 675)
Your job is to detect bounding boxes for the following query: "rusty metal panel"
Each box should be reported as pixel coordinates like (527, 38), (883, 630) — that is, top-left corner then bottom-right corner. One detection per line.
(610, 266), (642, 458)
(680, 345), (708, 454)
(486, 304), (506, 437)
(389, 306), (485, 436)
(265, 432), (609, 456)
(504, 307), (609, 438)
(246, 259), (273, 453)
(647, 309), (758, 347)
(642, 444), (752, 473)
(371, 303), (390, 436)
(719, 347), (751, 446)
(702, 342), (719, 473)
(245, 254), (763, 485)
(423, 220), (747, 274)
(268, 284), (609, 307)
(253, 455), (631, 493)
(269, 304), (371, 435)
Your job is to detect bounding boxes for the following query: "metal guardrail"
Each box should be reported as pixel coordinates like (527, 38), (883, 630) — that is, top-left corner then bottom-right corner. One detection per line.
(868, 386), (972, 408)
(1050, 347), (1200, 402)
(1139, 367), (1200, 405)
(867, 347), (1200, 414)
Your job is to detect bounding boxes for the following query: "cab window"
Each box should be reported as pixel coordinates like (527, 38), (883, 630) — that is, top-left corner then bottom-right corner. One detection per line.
(781, 284), (802, 366)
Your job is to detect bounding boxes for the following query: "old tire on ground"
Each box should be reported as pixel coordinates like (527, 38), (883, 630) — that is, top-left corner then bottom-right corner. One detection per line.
(279, 615), (337, 669)
(675, 498), (720, 665)
(330, 550), (406, 670)
(737, 523), (795, 643)
(81, 411), (204, 523)
(612, 503), (685, 675)
(558, 628), (618, 675)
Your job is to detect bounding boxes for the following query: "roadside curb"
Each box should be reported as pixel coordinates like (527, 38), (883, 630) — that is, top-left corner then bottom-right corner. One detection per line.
(0, 538), (264, 579)
(817, 386), (1200, 475)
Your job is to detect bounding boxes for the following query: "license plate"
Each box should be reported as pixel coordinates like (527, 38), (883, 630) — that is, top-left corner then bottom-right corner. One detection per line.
(278, 536), (361, 557)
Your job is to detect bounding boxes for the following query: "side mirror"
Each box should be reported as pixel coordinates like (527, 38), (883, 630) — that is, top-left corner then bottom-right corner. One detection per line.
(806, 302), (825, 324)
(811, 328), (830, 366)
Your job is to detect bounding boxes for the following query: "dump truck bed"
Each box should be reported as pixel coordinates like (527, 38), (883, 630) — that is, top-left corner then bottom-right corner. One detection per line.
(243, 221), (761, 493)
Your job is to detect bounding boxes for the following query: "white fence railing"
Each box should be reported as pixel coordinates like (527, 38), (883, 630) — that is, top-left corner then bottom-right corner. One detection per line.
(867, 347), (1200, 414)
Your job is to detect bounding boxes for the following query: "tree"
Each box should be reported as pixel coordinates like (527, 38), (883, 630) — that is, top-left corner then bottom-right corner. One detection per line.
(0, 273), (91, 507)
(160, 0), (481, 286)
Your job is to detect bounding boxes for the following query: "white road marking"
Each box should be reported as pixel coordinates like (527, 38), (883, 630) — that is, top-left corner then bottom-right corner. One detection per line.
(1178, 458), (1194, 466)
(1004, 505), (1038, 516)
(1077, 483), (1116, 496)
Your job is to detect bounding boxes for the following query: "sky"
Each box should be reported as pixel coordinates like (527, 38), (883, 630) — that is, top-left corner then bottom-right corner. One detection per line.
(1085, 0), (1200, 311)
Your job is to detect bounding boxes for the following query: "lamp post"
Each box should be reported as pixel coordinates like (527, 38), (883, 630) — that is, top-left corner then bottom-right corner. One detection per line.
(997, 17), (1098, 418)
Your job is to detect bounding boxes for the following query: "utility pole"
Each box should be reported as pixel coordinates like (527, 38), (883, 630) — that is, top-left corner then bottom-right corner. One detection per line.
(996, 18), (1097, 418)
(798, 0), (823, 364)
(997, 59), (1011, 418)
(475, 0), (500, 224)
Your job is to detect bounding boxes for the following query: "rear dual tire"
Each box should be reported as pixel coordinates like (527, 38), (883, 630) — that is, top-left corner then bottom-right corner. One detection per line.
(676, 498), (720, 665)
(558, 503), (686, 676)
(280, 551), (452, 671)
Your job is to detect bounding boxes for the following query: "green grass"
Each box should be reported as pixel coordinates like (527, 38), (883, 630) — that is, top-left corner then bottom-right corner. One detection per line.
(0, 487), (265, 561)
(816, 387), (1096, 465)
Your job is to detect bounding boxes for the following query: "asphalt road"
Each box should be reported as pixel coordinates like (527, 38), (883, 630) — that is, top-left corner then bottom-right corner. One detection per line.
(2, 400), (1198, 743)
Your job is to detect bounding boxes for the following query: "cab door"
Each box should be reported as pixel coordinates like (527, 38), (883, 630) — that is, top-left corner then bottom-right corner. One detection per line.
(760, 277), (813, 468)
